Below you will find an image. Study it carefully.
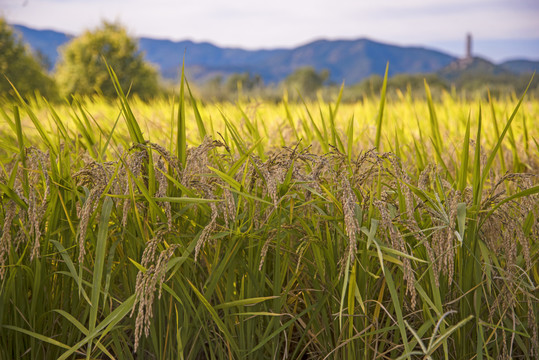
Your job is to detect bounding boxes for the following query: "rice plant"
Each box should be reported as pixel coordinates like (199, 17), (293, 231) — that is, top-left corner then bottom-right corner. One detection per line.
(0, 71), (537, 359)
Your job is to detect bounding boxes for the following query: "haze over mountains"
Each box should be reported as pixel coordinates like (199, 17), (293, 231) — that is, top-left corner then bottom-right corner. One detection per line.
(11, 24), (539, 85)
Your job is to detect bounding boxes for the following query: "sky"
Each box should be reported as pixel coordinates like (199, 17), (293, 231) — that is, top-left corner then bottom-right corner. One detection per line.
(2, 0), (539, 62)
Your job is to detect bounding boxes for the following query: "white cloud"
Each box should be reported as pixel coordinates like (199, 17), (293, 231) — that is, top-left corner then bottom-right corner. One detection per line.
(2, 0), (538, 59)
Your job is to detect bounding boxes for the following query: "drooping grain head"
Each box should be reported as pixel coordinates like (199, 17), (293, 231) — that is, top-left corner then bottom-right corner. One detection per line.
(252, 156), (278, 207)
(154, 157), (172, 231)
(259, 232), (274, 271)
(340, 174), (359, 264)
(222, 187), (236, 228)
(131, 241), (178, 352)
(374, 199), (417, 308)
(73, 160), (110, 263)
(26, 147), (50, 261)
(0, 201), (17, 279)
(194, 202), (219, 261)
(182, 136), (224, 188)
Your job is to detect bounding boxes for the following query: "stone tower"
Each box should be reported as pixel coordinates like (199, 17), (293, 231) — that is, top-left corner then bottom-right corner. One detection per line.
(466, 33), (472, 60)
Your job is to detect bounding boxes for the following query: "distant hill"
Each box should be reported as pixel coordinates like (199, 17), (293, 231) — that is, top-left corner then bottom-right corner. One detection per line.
(12, 24), (72, 71)
(11, 24), (458, 84)
(11, 23), (536, 85)
(436, 56), (539, 84)
(437, 57), (512, 81)
(137, 37), (288, 81)
(138, 37), (457, 84)
(499, 60), (539, 75)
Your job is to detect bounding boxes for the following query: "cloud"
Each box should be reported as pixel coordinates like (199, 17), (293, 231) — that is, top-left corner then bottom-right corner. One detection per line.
(2, 0), (538, 59)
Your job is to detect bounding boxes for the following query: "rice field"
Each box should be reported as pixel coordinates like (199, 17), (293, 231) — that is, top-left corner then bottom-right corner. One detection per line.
(0, 72), (538, 359)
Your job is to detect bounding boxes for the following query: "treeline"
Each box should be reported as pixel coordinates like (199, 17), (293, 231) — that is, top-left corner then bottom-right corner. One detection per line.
(1, 18), (537, 103)
(196, 69), (538, 102)
(1, 19), (158, 101)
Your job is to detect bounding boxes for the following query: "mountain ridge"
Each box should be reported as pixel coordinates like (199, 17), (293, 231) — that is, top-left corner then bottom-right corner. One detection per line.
(10, 24), (539, 85)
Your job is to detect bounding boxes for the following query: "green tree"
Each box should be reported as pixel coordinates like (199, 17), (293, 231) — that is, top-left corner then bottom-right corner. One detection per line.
(0, 18), (58, 99)
(284, 67), (329, 98)
(389, 73), (448, 92)
(225, 72), (263, 93)
(55, 21), (159, 99)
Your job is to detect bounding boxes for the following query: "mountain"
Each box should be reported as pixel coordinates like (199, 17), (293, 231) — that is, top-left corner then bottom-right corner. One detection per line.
(137, 37), (457, 84)
(437, 57), (512, 81)
(12, 24), (459, 84)
(14, 23), (535, 85)
(435, 56), (539, 86)
(12, 24), (72, 71)
(137, 37), (288, 81)
(499, 60), (539, 75)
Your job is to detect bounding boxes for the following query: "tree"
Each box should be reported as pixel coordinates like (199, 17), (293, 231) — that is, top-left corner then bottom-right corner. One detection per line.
(284, 67), (329, 98)
(225, 72), (263, 93)
(0, 18), (58, 99)
(55, 21), (159, 99)
(347, 75), (383, 99)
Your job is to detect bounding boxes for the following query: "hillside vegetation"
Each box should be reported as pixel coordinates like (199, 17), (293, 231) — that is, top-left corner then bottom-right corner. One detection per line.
(2, 20), (538, 103)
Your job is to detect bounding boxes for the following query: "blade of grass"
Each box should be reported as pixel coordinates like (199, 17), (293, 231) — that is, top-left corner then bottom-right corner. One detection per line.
(385, 267), (411, 359)
(187, 280), (240, 357)
(457, 112), (471, 191)
(13, 106), (29, 196)
(105, 61), (145, 144)
(2, 325), (70, 350)
(374, 62), (389, 151)
(481, 74), (534, 186)
(87, 196), (113, 358)
(186, 79), (207, 142)
(7, 78), (56, 154)
(57, 295), (136, 360)
(177, 59), (187, 167)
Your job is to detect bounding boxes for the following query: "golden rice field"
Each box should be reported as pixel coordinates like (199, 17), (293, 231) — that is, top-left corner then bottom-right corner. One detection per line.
(0, 76), (538, 359)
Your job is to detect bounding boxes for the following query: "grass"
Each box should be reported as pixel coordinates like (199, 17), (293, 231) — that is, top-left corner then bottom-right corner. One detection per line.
(0, 72), (538, 359)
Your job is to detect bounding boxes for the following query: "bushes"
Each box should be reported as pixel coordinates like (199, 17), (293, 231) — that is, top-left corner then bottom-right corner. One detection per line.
(0, 18), (58, 100)
(55, 21), (160, 100)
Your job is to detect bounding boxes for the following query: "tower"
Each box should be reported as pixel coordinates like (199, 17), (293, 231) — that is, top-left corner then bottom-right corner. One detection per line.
(466, 33), (472, 60)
